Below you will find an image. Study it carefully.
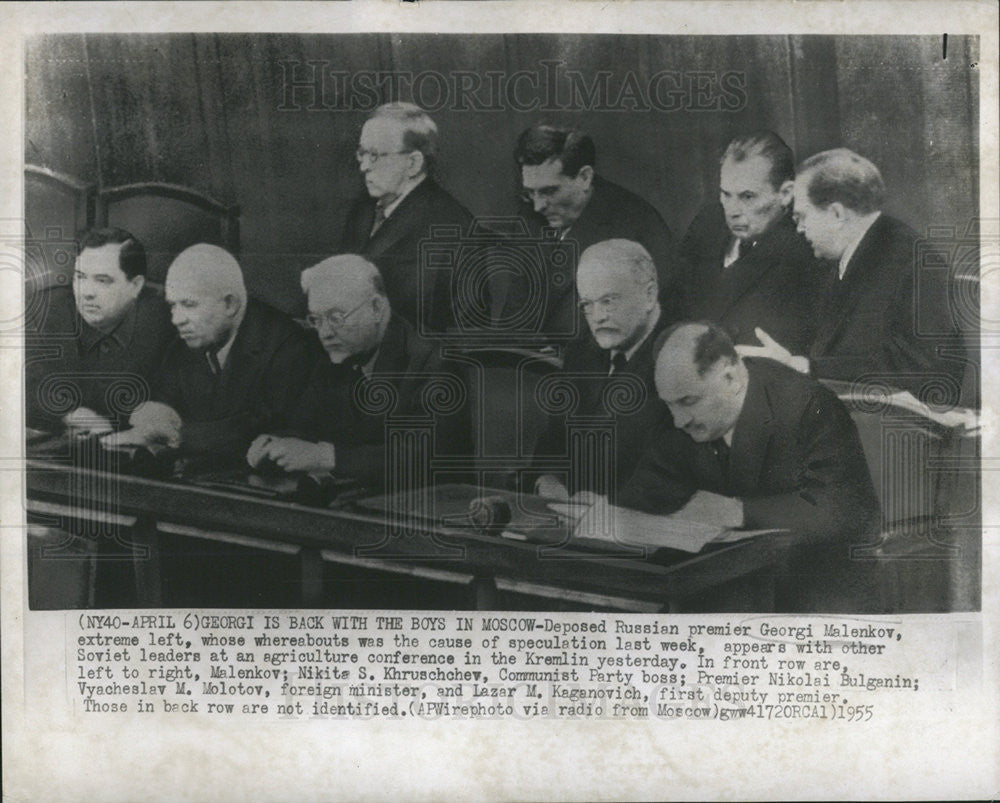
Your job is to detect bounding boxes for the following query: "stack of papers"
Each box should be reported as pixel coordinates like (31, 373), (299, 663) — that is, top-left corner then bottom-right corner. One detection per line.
(547, 502), (776, 553)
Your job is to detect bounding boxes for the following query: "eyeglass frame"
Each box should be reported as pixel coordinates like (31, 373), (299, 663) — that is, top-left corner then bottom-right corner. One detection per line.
(305, 297), (373, 330)
(577, 293), (625, 317)
(355, 148), (413, 166)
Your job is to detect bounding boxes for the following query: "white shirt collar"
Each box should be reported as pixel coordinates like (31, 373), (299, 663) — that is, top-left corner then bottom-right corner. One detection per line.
(380, 174), (427, 220)
(723, 236), (743, 268)
(610, 306), (662, 365)
(838, 211), (881, 279)
(212, 303), (248, 370)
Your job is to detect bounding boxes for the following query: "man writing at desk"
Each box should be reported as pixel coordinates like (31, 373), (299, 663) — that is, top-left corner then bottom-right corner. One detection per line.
(587, 321), (879, 609)
(246, 254), (468, 489)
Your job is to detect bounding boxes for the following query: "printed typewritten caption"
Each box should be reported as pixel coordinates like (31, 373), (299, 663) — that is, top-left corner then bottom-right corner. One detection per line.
(69, 612), (967, 722)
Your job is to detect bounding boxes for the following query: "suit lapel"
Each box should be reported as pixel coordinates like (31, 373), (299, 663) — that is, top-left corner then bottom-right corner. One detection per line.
(728, 362), (774, 494)
(713, 219), (794, 318)
(812, 218), (884, 353)
(364, 179), (435, 257)
(215, 306), (260, 413)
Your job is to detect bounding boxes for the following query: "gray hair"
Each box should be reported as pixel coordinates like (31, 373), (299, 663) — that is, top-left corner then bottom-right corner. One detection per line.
(578, 239), (658, 291)
(300, 254), (387, 298)
(369, 102), (438, 174)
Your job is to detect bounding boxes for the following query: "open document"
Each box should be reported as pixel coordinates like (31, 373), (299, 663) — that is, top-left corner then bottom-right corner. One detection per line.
(548, 501), (780, 553)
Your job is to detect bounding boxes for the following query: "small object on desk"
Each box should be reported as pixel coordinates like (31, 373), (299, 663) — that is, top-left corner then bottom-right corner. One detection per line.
(468, 495), (513, 535)
(105, 443), (178, 479)
(294, 473), (360, 508)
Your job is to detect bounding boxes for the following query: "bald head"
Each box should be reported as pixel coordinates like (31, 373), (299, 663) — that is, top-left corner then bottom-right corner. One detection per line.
(165, 244), (247, 350)
(654, 322), (747, 443)
(301, 254), (389, 364)
(576, 239), (659, 352)
(167, 244), (246, 302)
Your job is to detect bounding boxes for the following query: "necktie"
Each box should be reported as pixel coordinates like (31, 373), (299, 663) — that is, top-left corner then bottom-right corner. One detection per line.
(369, 204), (387, 238)
(609, 352), (627, 376)
(712, 438), (731, 485)
(205, 349), (222, 376)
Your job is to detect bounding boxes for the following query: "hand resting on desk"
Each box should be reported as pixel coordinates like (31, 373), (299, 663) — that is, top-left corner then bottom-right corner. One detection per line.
(100, 401), (182, 449)
(63, 407), (113, 438)
(247, 434), (336, 474)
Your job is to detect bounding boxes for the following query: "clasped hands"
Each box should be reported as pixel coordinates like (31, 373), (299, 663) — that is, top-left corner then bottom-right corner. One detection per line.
(97, 401), (182, 449)
(247, 434), (336, 474)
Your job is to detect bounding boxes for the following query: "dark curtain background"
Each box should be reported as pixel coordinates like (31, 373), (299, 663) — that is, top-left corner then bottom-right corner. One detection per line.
(25, 33), (979, 313)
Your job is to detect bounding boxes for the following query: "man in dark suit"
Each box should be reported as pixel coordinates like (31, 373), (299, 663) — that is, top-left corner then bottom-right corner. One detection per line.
(246, 254), (469, 490)
(737, 148), (964, 400)
(109, 244), (316, 465)
(617, 321), (878, 542)
(339, 102), (473, 333)
(497, 125), (680, 340)
(529, 239), (668, 501)
(678, 131), (823, 354)
(25, 227), (173, 434)
(612, 321), (880, 610)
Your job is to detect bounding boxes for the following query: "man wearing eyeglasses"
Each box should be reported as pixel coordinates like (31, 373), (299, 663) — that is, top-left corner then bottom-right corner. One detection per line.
(246, 254), (469, 488)
(339, 102), (473, 333)
(498, 125), (680, 340)
(527, 239), (669, 501)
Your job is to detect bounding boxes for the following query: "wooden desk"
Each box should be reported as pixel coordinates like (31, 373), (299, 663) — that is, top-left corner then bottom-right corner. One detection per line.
(25, 457), (781, 612)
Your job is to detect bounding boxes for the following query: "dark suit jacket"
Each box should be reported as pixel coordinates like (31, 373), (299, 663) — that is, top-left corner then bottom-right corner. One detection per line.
(285, 315), (471, 489)
(497, 176), (681, 341)
(340, 177), (473, 333)
(809, 214), (964, 398)
(154, 299), (318, 463)
(618, 358), (879, 545)
(529, 314), (670, 499)
(25, 285), (174, 429)
(678, 205), (824, 354)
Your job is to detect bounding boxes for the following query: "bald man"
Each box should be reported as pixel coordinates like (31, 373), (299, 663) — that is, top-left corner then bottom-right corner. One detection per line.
(247, 254), (469, 489)
(529, 239), (668, 501)
(126, 244), (317, 463)
(618, 321), (878, 543)
(612, 321), (881, 610)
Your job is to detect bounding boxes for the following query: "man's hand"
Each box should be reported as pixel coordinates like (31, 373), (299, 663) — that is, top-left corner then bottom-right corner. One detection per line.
(247, 434), (276, 468)
(247, 436), (336, 473)
(676, 490), (744, 528)
(63, 407), (113, 437)
(534, 474), (570, 501)
(121, 402), (181, 449)
(735, 328), (810, 374)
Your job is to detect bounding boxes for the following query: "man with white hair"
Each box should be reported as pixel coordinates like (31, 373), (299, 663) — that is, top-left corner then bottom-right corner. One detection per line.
(116, 243), (315, 462)
(529, 239), (668, 501)
(340, 102), (473, 332)
(247, 254), (469, 488)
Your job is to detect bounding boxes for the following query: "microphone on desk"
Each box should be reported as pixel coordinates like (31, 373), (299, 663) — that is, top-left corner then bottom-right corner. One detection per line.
(469, 496), (512, 535)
